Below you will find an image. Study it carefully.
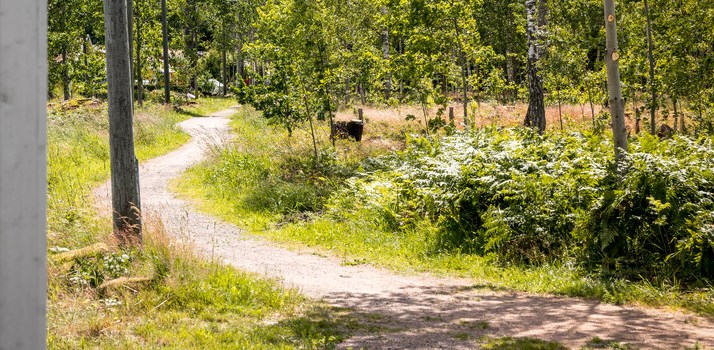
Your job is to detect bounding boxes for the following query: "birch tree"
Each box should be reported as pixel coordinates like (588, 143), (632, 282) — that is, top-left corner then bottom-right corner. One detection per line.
(604, 0), (627, 158)
(523, 0), (547, 133)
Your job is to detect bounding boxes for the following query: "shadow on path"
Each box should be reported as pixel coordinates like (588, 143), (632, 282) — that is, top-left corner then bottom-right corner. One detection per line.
(328, 284), (712, 349)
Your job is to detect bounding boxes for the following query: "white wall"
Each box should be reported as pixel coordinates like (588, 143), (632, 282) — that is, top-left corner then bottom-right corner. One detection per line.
(0, 1), (48, 349)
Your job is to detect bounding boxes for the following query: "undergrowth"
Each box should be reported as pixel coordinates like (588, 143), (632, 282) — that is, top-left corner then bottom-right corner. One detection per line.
(179, 106), (714, 317)
(47, 98), (350, 348)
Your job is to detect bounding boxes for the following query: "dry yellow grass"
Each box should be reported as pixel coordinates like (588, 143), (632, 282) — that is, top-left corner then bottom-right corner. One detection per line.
(334, 101), (684, 134)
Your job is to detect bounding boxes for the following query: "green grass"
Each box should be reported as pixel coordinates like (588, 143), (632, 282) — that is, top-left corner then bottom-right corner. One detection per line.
(478, 336), (567, 350)
(47, 98), (351, 349)
(177, 105), (714, 317)
(48, 219), (351, 349)
(47, 97), (236, 248)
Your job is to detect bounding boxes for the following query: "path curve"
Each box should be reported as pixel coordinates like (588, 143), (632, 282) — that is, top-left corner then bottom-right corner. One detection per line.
(96, 107), (714, 349)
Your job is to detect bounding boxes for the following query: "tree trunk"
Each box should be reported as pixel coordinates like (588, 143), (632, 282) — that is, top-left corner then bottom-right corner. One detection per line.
(587, 80), (596, 125)
(523, 0), (547, 133)
(644, 0), (657, 134)
(236, 33), (244, 85)
(298, 74), (319, 161)
(61, 47), (71, 100)
(104, 0), (142, 241)
(344, 76), (351, 104)
(127, 0), (134, 105)
(453, 17), (469, 127)
(381, 5), (392, 101)
(557, 79), (563, 130)
(185, 0), (198, 93)
(673, 97), (678, 132)
(161, 0), (170, 104)
(506, 49), (516, 84)
(136, 1), (143, 106)
(360, 83), (366, 105)
(83, 34), (90, 95)
(60, 1), (71, 101)
(222, 46), (227, 97)
(604, 0), (628, 159)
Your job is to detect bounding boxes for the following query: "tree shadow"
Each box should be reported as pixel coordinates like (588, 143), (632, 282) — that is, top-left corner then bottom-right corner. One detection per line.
(253, 304), (401, 349)
(175, 108), (211, 119)
(310, 284), (714, 349)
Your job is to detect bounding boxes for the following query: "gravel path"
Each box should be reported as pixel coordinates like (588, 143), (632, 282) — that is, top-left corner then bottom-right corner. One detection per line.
(96, 107), (714, 349)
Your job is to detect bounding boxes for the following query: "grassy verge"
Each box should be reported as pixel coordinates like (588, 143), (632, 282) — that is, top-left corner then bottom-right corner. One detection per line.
(48, 98), (351, 348)
(47, 97), (235, 248)
(177, 105), (714, 317)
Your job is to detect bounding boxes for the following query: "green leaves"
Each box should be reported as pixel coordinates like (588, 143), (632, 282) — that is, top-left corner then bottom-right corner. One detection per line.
(330, 129), (714, 282)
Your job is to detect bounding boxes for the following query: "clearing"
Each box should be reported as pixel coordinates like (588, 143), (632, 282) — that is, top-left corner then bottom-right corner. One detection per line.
(95, 106), (714, 349)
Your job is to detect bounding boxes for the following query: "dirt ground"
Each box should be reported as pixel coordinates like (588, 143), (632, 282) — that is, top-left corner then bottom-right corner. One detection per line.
(95, 106), (714, 349)
(335, 101), (685, 135)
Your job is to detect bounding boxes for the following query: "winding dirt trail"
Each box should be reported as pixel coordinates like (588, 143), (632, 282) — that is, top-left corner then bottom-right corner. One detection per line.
(96, 107), (714, 349)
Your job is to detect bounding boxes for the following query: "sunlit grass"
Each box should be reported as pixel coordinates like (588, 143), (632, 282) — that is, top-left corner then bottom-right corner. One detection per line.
(47, 215), (349, 349)
(47, 98), (351, 348)
(177, 105), (714, 318)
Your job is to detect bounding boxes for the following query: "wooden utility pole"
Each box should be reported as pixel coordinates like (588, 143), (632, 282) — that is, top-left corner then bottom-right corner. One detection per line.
(604, 0), (628, 159)
(0, 1), (48, 348)
(161, 0), (170, 104)
(104, 0), (142, 241)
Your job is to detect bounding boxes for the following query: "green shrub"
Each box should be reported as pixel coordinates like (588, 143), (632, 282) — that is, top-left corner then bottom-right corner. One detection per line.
(328, 129), (714, 282)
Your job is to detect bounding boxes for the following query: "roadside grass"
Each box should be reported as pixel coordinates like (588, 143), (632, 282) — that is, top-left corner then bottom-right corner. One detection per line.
(177, 105), (714, 317)
(47, 98), (350, 348)
(48, 216), (351, 349)
(47, 97), (236, 248)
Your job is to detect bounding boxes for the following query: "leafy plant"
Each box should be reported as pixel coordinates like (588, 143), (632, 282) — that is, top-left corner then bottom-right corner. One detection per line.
(327, 128), (714, 282)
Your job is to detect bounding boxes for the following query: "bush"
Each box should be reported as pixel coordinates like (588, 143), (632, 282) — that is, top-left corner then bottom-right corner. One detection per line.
(328, 129), (714, 283)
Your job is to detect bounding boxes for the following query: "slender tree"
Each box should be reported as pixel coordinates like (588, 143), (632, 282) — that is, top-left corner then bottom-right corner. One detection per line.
(161, 0), (171, 104)
(381, 4), (392, 101)
(104, 0), (142, 242)
(222, 23), (228, 97)
(524, 0), (547, 133)
(135, 0), (144, 106)
(644, 0), (657, 134)
(127, 0), (134, 105)
(60, 1), (72, 100)
(184, 0), (199, 93)
(604, 0), (627, 159)
(452, 14), (469, 127)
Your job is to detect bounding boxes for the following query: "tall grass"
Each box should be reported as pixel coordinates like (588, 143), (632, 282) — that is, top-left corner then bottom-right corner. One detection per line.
(47, 98), (350, 348)
(48, 215), (349, 349)
(47, 98), (236, 248)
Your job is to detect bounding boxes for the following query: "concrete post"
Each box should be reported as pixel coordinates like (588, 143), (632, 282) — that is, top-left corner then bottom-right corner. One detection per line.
(0, 1), (48, 349)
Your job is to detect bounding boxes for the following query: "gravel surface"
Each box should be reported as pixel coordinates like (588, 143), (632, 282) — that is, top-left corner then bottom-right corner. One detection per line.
(95, 107), (714, 349)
